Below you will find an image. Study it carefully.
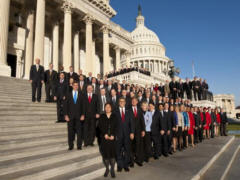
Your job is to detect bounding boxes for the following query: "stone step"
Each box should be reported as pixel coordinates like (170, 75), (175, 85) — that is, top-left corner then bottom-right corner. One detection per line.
(0, 130), (66, 141)
(201, 138), (240, 180)
(0, 110), (57, 116)
(0, 107), (56, 112)
(0, 136), (66, 151)
(0, 102), (56, 108)
(0, 124), (65, 133)
(224, 145), (240, 180)
(14, 156), (101, 180)
(0, 114), (57, 121)
(0, 128), (66, 136)
(0, 99), (47, 104)
(0, 147), (99, 178)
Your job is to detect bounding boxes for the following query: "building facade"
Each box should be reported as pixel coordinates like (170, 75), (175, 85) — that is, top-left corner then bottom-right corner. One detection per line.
(0, 0), (173, 86)
(214, 94), (236, 118)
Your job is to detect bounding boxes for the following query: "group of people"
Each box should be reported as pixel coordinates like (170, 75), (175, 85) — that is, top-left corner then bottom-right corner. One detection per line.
(29, 59), (228, 178)
(106, 66), (151, 78)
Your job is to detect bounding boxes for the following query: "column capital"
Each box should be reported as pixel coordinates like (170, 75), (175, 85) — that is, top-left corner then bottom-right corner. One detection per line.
(114, 45), (120, 51)
(101, 25), (110, 34)
(83, 14), (94, 25)
(62, 0), (73, 14)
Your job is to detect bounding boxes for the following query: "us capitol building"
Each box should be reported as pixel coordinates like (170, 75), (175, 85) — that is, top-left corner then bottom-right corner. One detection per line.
(0, 0), (172, 85)
(0, 0), (237, 117)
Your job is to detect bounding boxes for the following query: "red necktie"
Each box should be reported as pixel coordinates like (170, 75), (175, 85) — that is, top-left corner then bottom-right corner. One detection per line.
(88, 95), (92, 103)
(134, 107), (137, 117)
(121, 109), (125, 123)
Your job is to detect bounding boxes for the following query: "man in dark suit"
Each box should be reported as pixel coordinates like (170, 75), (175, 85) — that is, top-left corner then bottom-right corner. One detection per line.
(91, 77), (100, 95)
(78, 74), (87, 94)
(169, 78), (178, 100)
(220, 108), (228, 136)
(98, 88), (110, 115)
(44, 63), (57, 102)
(129, 97), (145, 167)
(54, 72), (68, 123)
(64, 82), (84, 150)
(184, 78), (192, 100)
(149, 102), (161, 159)
(110, 89), (119, 112)
(67, 66), (78, 82)
(192, 77), (201, 101)
(202, 79), (209, 100)
(178, 79), (184, 99)
(159, 103), (169, 157)
(86, 72), (93, 84)
(58, 66), (67, 81)
(193, 106), (201, 144)
(121, 90), (131, 109)
(83, 85), (100, 146)
(29, 58), (45, 102)
(115, 97), (134, 172)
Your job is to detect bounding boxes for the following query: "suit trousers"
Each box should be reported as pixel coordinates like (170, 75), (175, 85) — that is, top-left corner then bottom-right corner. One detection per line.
(116, 136), (131, 169)
(32, 81), (42, 102)
(45, 83), (55, 102)
(83, 116), (96, 146)
(194, 128), (199, 143)
(67, 118), (83, 148)
(220, 123), (227, 136)
(160, 133), (168, 155)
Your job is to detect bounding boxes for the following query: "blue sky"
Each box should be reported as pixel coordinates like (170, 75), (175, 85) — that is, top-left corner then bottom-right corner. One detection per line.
(110, 0), (240, 106)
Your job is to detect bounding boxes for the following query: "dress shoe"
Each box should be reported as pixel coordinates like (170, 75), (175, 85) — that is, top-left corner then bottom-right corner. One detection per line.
(117, 167), (122, 172)
(136, 162), (143, 167)
(124, 167), (130, 172)
(110, 170), (116, 178)
(154, 156), (159, 160)
(68, 146), (74, 150)
(163, 153), (168, 157)
(104, 169), (109, 177)
(129, 163), (134, 168)
(77, 147), (82, 150)
(169, 151), (173, 155)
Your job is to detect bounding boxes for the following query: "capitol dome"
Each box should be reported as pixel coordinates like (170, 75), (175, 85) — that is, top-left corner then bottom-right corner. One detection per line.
(129, 5), (172, 80)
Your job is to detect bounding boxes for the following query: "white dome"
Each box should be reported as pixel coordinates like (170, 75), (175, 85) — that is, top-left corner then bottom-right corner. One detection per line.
(131, 26), (160, 43)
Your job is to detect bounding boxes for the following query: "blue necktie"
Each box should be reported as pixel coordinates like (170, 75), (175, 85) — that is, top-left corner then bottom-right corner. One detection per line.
(73, 91), (77, 104)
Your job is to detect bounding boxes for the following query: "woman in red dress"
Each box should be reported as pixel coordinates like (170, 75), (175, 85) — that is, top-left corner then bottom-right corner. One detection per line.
(204, 107), (212, 139)
(215, 108), (221, 136)
(188, 107), (195, 147)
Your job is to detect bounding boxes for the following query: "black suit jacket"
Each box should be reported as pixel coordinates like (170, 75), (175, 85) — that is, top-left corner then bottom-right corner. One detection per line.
(129, 107), (145, 135)
(151, 110), (161, 136)
(78, 81), (87, 94)
(64, 91), (84, 119)
(30, 65), (44, 82)
(44, 70), (57, 85)
(98, 95), (110, 114)
(83, 93), (100, 118)
(67, 72), (78, 81)
(55, 80), (68, 99)
(160, 110), (169, 132)
(114, 108), (134, 140)
(110, 95), (119, 112)
(220, 112), (228, 124)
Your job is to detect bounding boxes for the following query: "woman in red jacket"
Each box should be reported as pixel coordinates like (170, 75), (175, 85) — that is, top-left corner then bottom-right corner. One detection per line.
(215, 108), (221, 136)
(188, 107), (195, 147)
(204, 107), (212, 139)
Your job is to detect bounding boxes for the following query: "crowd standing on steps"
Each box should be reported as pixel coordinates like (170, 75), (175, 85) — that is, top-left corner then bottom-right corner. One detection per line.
(29, 59), (228, 178)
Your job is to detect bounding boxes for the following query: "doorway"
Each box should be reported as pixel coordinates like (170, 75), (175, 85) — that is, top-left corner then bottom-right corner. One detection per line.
(7, 54), (16, 77)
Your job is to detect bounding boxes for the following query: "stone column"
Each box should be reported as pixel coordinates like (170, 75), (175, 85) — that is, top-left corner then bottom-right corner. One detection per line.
(62, 1), (72, 72)
(92, 40), (96, 76)
(52, 21), (59, 71)
(16, 50), (23, 78)
(33, 0), (45, 65)
(0, 0), (11, 76)
(24, 10), (35, 79)
(74, 31), (80, 73)
(126, 51), (131, 68)
(102, 25), (110, 75)
(84, 14), (94, 74)
(114, 46), (121, 70)
(158, 61), (161, 73)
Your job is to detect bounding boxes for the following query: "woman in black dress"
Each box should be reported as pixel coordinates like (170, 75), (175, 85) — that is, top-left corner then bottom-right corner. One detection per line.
(98, 103), (116, 178)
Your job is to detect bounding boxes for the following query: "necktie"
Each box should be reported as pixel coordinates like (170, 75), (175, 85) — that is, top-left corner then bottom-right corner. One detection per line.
(113, 97), (116, 104)
(88, 94), (92, 103)
(121, 108), (125, 123)
(73, 91), (77, 104)
(134, 107), (137, 117)
(102, 96), (106, 111)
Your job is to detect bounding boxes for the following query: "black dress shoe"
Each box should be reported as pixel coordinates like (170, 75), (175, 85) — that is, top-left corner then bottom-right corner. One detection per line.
(144, 159), (149, 163)
(117, 167), (122, 172)
(68, 146), (74, 150)
(77, 147), (82, 150)
(169, 151), (173, 155)
(124, 167), (130, 172)
(129, 163), (134, 168)
(154, 156), (159, 160)
(136, 162), (143, 166)
(110, 170), (116, 178)
(163, 153), (168, 157)
(104, 169), (109, 177)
